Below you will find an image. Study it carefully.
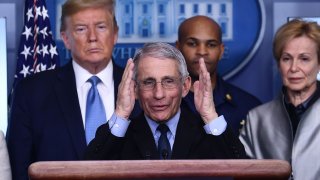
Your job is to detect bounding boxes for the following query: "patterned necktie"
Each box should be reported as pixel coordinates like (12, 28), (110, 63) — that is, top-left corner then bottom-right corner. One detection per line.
(85, 76), (106, 144)
(157, 124), (171, 159)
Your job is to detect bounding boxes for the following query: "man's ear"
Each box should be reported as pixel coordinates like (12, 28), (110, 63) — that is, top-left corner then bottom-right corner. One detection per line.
(182, 76), (192, 97)
(113, 25), (119, 45)
(60, 31), (71, 50)
(218, 43), (225, 60)
(175, 40), (180, 49)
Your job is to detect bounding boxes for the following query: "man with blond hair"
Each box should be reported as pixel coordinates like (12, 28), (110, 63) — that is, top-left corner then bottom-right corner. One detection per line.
(7, 0), (140, 179)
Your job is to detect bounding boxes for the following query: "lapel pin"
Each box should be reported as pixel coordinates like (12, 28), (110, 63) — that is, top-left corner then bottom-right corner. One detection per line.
(225, 93), (232, 101)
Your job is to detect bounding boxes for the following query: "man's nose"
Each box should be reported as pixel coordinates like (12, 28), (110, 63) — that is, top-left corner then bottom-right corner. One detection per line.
(196, 44), (208, 56)
(88, 28), (97, 42)
(153, 82), (165, 99)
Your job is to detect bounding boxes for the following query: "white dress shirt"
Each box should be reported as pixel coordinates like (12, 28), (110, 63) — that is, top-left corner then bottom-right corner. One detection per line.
(73, 60), (115, 128)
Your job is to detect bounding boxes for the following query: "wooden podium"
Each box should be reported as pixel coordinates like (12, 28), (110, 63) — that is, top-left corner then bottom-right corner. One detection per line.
(28, 159), (291, 180)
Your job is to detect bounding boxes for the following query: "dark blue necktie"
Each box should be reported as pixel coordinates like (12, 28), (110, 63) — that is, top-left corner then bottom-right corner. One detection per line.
(157, 124), (171, 159)
(85, 76), (106, 144)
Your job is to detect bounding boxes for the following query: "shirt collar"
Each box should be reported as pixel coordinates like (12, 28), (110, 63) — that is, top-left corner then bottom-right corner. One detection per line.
(73, 60), (113, 89)
(283, 82), (320, 109)
(145, 109), (181, 138)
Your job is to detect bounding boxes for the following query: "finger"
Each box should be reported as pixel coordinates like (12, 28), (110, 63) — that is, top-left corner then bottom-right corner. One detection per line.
(199, 58), (206, 88)
(193, 81), (200, 98)
(123, 62), (134, 89)
(193, 81), (201, 111)
(204, 70), (211, 92)
(129, 78), (136, 101)
(122, 58), (133, 80)
(118, 59), (134, 94)
(199, 58), (211, 92)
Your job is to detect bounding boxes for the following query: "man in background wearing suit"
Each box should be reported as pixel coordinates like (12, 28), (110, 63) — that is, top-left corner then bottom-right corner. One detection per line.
(176, 16), (261, 136)
(84, 42), (246, 160)
(7, 0), (139, 179)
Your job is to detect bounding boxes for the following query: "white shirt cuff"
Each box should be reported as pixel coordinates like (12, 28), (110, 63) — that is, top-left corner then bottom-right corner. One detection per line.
(108, 113), (130, 137)
(203, 115), (227, 136)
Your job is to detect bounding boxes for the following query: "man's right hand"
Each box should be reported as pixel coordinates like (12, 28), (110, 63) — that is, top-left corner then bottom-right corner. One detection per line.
(115, 59), (136, 119)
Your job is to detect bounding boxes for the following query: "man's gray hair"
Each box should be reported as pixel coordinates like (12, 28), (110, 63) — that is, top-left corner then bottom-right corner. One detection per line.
(132, 42), (189, 80)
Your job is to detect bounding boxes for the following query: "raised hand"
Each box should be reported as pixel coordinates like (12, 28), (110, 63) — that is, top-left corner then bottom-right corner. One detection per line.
(193, 58), (218, 124)
(115, 58), (136, 119)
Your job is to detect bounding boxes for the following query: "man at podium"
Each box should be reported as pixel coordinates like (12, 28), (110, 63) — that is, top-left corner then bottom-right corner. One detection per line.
(85, 42), (246, 160)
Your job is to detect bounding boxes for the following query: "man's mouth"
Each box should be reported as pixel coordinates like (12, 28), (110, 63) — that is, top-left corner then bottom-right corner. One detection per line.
(151, 105), (168, 111)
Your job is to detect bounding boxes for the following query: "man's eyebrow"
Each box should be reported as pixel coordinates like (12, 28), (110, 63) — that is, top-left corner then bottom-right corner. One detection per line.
(140, 77), (155, 81)
(185, 37), (220, 43)
(96, 21), (108, 25)
(207, 39), (221, 44)
(185, 37), (198, 41)
(162, 75), (176, 79)
(73, 23), (86, 27)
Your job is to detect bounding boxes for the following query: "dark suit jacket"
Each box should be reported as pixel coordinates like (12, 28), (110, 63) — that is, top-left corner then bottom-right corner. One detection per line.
(84, 108), (246, 160)
(182, 76), (261, 136)
(7, 61), (141, 180)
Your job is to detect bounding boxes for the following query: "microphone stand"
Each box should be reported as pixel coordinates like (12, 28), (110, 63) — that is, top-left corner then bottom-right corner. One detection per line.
(161, 149), (169, 160)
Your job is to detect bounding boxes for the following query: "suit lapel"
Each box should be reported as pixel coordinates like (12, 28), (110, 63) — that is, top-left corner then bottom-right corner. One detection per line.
(171, 109), (202, 159)
(131, 114), (159, 159)
(54, 62), (87, 159)
(130, 109), (203, 159)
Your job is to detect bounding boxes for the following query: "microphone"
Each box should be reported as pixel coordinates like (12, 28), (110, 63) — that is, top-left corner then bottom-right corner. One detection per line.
(161, 149), (169, 160)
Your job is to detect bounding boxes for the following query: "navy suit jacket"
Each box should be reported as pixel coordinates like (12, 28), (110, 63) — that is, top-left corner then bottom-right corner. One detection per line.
(182, 76), (261, 136)
(7, 61), (141, 180)
(84, 108), (246, 160)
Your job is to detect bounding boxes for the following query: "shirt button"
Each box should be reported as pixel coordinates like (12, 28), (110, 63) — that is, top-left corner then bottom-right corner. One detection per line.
(114, 123), (119, 128)
(213, 129), (218, 133)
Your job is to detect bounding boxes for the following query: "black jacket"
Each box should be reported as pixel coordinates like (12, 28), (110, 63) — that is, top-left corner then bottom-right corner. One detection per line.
(85, 108), (246, 160)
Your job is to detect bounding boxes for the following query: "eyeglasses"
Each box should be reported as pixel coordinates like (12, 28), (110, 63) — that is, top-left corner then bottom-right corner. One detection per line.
(136, 77), (182, 91)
